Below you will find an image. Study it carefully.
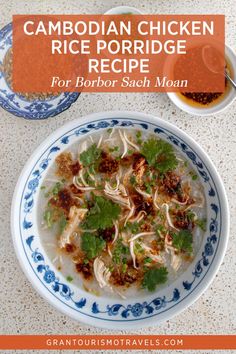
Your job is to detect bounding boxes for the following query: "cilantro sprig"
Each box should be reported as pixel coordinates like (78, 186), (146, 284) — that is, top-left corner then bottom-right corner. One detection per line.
(81, 232), (106, 259)
(80, 144), (101, 167)
(82, 196), (121, 230)
(141, 138), (178, 173)
(172, 229), (193, 253)
(142, 267), (168, 291)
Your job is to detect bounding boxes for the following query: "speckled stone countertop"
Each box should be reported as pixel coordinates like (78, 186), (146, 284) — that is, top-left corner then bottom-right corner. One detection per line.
(0, 0), (235, 353)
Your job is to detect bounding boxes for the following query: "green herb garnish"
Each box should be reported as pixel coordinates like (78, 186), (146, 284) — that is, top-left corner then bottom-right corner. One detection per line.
(44, 210), (53, 228)
(134, 241), (145, 255)
(124, 221), (140, 234)
(109, 146), (119, 153)
(83, 196), (121, 230)
(172, 229), (193, 253)
(195, 218), (207, 231)
(186, 210), (195, 222)
(122, 263), (128, 273)
(112, 239), (129, 264)
(66, 276), (73, 282)
(80, 144), (101, 167)
(155, 224), (166, 236)
(81, 232), (106, 259)
(136, 131), (142, 144)
(130, 175), (137, 186)
(58, 215), (67, 233)
(44, 181), (63, 198)
(142, 267), (168, 291)
(144, 182), (152, 194)
(144, 257), (152, 264)
(141, 138), (178, 173)
(52, 182), (62, 196)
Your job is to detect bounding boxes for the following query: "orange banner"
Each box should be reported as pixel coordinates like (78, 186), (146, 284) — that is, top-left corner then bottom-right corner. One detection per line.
(12, 15), (225, 93)
(0, 335), (235, 350)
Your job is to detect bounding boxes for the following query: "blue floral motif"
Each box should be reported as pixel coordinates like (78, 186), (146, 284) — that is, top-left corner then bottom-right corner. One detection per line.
(131, 303), (143, 317)
(22, 146), (61, 228)
(20, 118), (221, 321)
(26, 235), (34, 249)
(39, 159), (49, 170)
(92, 288), (180, 318)
(182, 203), (218, 291)
(204, 242), (214, 256)
(32, 249), (44, 263)
(28, 178), (39, 191)
(24, 198), (34, 213)
(61, 136), (69, 144)
(25, 102), (53, 113)
(107, 304), (123, 316)
(49, 146), (60, 153)
(208, 187), (215, 197)
(23, 218), (32, 230)
(26, 236), (86, 309)
(153, 297), (166, 310)
(44, 269), (56, 284)
(92, 302), (100, 314)
(98, 121), (110, 128)
(74, 298), (87, 309)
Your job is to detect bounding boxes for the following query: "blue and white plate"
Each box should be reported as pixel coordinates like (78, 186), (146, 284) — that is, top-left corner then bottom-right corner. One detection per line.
(0, 23), (80, 120)
(11, 111), (229, 329)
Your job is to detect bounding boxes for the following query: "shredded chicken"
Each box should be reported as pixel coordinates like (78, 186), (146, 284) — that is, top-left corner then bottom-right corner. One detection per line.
(129, 241), (138, 269)
(104, 179), (120, 195)
(79, 169), (89, 187)
(153, 188), (160, 210)
(171, 198), (189, 205)
(129, 210), (146, 223)
(162, 203), (179, 231)
(133, 157), (146, 185)
(112, 222), (119, 244)
(107, 246), (113, 258)
(104, 181), (131, 208)
(124, 204), (135, 225)
(123, 131), (140, 151)
(73, 176), (96, 191)
(141, 243), (164, 264)
(135, 186), (152, 199)
(122, 167), (133, 186)
(97, 134), (103, 148)
(87, 169), (96, 182)
(79, 141), (87, 155)
(93, 257), (112, 289)
(59, 206), (88, 248)
(171, 251), (182, 272)
(119, 130), (128, 158)
(129, 231), (156, 242)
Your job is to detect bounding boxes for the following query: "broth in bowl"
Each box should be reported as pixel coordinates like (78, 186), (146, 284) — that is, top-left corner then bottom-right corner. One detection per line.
(39, 128), (206, 298)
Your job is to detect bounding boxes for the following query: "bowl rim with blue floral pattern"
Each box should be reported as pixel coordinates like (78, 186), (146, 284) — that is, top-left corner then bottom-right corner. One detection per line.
(0, 22), (80, 120)
(11, 111), (229, 329)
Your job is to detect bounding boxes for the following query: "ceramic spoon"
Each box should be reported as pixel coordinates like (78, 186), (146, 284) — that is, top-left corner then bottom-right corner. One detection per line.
(202, 44), (236, 90)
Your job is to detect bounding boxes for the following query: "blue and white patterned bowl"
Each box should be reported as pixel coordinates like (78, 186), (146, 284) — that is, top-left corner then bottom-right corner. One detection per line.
(0, 23), (80, 120)
(11, 111), (229, 329)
